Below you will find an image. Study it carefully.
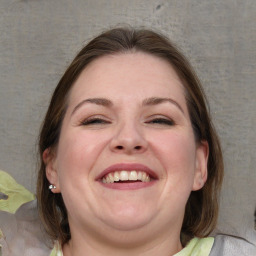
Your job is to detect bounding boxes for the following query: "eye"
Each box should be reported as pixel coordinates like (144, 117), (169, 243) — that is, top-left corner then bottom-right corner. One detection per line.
(80, 117), (111, 126)
(146, 117), (175, 126)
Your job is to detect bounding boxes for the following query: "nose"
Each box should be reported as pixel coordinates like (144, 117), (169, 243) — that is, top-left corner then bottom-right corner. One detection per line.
(109, 122), (148, 154)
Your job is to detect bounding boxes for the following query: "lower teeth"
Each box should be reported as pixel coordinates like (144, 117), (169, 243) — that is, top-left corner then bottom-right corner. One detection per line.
(115, 180), (141, 183)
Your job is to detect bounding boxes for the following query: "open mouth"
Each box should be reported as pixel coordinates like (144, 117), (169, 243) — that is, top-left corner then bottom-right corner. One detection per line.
(102, 170), (151, 184)
(97, 163), (158, 188)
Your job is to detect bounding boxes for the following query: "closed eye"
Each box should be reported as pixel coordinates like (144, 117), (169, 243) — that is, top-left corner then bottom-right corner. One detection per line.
(147, 118), (175, 126)
(80, 117), (111, 126)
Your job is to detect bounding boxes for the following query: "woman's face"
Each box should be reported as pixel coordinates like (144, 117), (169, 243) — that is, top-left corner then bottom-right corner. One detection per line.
(45, 52), (208, 242)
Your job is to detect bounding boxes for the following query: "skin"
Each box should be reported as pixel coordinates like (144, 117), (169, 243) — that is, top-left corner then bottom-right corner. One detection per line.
(44, 52), (208, 256)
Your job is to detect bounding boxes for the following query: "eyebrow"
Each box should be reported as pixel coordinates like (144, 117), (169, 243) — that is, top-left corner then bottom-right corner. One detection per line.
(71, 96), (184, 116)
(71, 98), (113, 115)
(142, 97), (184, 113)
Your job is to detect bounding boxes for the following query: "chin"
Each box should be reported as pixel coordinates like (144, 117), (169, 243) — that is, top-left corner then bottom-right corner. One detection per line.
(102, 206), (153, 231)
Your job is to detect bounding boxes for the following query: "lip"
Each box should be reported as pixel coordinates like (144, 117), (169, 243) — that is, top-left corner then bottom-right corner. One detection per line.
(96, 163), (158, 180)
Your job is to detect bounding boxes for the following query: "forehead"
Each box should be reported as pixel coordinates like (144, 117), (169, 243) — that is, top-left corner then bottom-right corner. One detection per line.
(69, 52), (186, 106)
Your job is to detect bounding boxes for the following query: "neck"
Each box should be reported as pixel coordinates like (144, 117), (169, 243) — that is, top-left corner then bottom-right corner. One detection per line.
(62, 225), (183, 256)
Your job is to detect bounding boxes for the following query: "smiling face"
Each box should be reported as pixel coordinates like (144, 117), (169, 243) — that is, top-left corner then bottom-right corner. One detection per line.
(44, 52), (208, 245)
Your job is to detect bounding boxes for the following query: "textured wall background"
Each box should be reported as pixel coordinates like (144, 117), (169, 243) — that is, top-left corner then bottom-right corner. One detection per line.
(0, 0), (255, 237)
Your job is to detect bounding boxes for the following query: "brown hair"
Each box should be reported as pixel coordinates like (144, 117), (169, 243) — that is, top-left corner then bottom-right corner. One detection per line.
(37, 27), (224, 245)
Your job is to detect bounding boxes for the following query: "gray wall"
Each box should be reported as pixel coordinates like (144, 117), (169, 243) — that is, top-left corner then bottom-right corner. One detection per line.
(0, 0), (255, 236)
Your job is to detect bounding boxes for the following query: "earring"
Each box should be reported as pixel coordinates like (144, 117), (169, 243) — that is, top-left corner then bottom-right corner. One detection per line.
(49, 184), (56, 190)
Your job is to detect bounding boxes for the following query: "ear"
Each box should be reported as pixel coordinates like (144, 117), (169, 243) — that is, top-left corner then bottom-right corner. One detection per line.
(43, 148), (61, 193)
(192, 140), (209, 191)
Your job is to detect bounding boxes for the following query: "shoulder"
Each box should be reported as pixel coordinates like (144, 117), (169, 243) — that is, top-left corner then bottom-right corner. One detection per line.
(210, 233), (256, 256)
(174, 237), (214, 256)
(50, 243), (63, 256)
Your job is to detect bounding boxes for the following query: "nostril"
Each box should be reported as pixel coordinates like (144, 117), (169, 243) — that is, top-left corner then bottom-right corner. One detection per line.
(115, 145), (142, 151)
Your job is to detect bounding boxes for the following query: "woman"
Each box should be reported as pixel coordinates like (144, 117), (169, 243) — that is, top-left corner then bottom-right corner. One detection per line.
(37, 27), (224, 255)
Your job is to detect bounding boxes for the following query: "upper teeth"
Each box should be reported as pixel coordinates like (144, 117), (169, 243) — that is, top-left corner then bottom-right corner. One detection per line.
(102, 170), (150, 183)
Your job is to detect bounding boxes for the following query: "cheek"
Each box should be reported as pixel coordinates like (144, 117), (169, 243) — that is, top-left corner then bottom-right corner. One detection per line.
(149, 131), (197, 181)
(155, 133), (197, 210)
(55, 130), (110, 181)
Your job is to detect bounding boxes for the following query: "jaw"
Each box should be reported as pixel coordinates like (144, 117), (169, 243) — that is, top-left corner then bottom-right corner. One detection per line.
(64, 174), (186, 255)
(89, 178), (162, 232)
(67, 187), (184, 256)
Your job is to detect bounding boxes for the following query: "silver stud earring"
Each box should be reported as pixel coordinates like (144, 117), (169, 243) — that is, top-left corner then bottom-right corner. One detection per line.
(49, 184), (56, 190)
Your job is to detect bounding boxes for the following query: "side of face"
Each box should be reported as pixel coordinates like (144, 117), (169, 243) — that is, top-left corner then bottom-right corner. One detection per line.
(44, 52), (208, 242)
